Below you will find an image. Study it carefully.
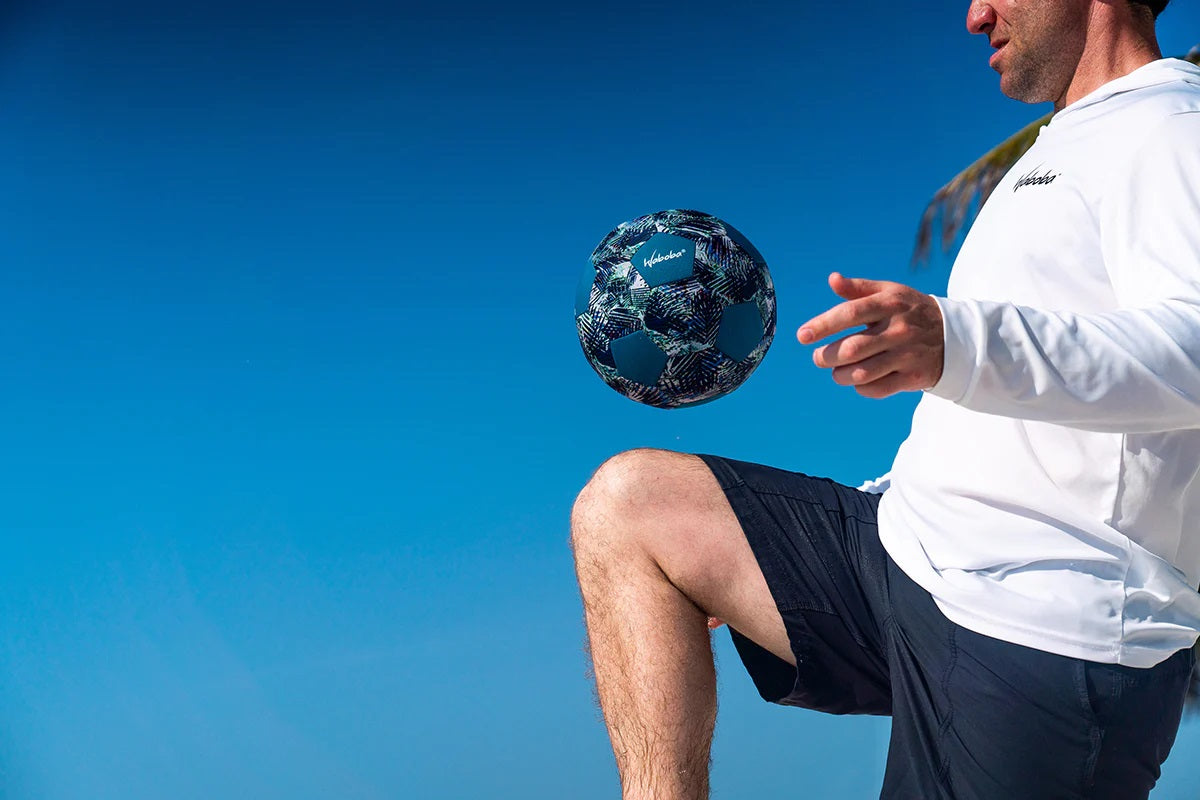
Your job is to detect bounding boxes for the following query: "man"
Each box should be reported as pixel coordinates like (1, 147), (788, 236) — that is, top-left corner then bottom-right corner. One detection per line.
(570, 1), (1200, 798)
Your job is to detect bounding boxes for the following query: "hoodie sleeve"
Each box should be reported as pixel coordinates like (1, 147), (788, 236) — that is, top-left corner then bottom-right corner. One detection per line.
(927, 111), (1200, 434)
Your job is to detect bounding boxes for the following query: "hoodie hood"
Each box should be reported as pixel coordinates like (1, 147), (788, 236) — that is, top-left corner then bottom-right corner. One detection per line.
(1050, 58), (1200, 128)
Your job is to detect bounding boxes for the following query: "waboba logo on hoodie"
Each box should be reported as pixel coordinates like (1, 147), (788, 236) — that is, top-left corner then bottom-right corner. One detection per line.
(1014, 164), (1061, 192)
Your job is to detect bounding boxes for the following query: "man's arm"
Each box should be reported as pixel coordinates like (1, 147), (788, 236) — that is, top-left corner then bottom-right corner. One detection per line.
(804, 111), (1200, 434)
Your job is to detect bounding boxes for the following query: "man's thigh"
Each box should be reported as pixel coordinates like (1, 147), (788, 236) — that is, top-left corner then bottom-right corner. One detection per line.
(698, 454), (894, 716)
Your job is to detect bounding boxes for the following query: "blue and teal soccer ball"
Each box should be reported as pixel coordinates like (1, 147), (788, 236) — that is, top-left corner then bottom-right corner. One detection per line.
(575, 209), (776, 409)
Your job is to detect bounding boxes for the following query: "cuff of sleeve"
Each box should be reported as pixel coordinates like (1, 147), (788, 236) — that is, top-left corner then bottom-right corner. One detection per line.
(926, 296), (980, 403)
(856, 472), (891, 494)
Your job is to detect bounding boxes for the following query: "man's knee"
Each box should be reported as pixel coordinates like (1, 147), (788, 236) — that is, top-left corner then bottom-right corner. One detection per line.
(571, 448), (688, 552)
(576, 446), (690, 509)
(570, 449), (738, 587)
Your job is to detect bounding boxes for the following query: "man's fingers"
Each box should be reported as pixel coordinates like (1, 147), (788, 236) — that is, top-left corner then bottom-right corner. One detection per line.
(854, 371), (914, 399)
(801, 278), (944, 398)
(824, 342), (942, 393)
(829, 350), (897, 386)
(828, 272), (886, 301)
(812, 322), (889, 368)
(798, 297), (889, 345)
(799, 275), (896, 344)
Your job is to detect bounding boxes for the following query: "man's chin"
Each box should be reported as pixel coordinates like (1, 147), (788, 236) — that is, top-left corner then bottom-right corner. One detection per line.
(998, 72), (1045, 104)
(997, 72), (1020, 100)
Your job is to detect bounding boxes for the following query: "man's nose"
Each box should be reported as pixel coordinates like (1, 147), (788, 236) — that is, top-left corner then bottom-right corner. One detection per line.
(967, 1), (996, 35)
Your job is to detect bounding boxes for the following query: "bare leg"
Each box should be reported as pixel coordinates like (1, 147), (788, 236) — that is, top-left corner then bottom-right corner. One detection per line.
(570, 449), (791, 800)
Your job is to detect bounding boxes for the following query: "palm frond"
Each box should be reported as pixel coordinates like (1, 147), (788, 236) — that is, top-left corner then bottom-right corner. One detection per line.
(910, 112), (1051, 267)
(912, 45), (1200, 267)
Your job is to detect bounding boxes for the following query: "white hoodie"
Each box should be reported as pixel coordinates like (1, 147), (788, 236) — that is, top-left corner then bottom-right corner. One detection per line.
(876, 59), (1200, 667)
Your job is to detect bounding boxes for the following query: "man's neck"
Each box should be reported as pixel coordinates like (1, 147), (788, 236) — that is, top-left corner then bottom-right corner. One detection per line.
(1055, 10), (1162, 111)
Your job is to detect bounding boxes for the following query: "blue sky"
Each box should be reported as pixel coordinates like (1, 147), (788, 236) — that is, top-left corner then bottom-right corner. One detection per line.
(2, 1), (1199, 797)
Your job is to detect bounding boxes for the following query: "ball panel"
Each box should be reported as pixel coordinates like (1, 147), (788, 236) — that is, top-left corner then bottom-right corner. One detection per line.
(575, 264), (597, 319)
(721, 219), (767, 268)
(661, 349), (729, 404)
(574, 312), (607, 369)
(715, 301), (766, 362)
(642, 280), (722, 356)
(697, 243), (770, 306)
(632, 233), (696, 288)
(610, 330), (670, 387)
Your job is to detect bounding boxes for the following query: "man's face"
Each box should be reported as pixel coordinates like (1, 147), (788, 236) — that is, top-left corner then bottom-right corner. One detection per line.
(966, 0), (1090, 103)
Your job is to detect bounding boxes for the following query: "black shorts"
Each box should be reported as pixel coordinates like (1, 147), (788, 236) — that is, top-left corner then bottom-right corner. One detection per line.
(699, 454), (1194, 800)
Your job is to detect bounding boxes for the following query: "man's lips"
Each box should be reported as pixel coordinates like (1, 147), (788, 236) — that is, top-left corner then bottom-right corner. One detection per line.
(990, 40), (1008, 68)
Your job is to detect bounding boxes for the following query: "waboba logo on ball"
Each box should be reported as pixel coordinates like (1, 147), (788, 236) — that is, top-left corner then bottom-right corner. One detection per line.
(575, 209), (777, 409)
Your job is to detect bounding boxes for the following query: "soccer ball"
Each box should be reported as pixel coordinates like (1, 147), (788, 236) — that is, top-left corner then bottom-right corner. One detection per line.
(575, 209), (776, 409)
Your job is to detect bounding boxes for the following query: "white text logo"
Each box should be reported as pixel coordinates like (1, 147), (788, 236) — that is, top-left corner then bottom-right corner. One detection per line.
(643, 249), (687, 269)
